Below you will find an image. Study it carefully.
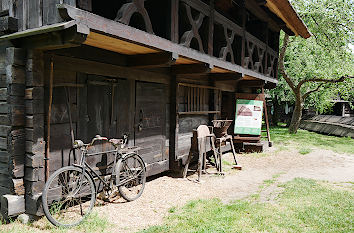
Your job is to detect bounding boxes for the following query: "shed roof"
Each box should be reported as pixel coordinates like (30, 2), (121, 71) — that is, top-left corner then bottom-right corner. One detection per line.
(266, 0), (311, 38)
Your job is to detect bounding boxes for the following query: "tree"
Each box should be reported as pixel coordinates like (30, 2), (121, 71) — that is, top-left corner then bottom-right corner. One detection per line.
(271, 0), (354, 133)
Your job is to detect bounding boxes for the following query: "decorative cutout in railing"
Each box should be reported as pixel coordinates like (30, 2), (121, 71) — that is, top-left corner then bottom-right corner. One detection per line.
(214, 10), (243, 64)
(265, 49), (278, 78)
(244, 33), (267, 74)
(180, 3), (206, 53)
(114, 0), (154, 34)
(219, 26), (236, 64)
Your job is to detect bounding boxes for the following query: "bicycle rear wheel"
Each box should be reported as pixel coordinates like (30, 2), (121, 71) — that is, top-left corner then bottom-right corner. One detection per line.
(42, 166), (96, 227)
(116, 153), (146, 201)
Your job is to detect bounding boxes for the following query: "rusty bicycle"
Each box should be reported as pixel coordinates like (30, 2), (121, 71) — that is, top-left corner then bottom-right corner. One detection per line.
(41, 134), (146, 227)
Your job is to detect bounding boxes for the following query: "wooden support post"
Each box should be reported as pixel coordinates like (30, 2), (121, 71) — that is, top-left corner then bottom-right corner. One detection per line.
(169, 75), (180, 171)
(208, 0), (215, 56)
(241, 1), (246, 68)
(171, 0), (179, 43)
(64, 87), (74, 146)
(264, 23), (269, 75)
(262, 87), (271, 146)
(110, 83), (115, 125)
(45, 57), (54, 181)
(64, 86), (76, 162)
(128, 79), (135, 147)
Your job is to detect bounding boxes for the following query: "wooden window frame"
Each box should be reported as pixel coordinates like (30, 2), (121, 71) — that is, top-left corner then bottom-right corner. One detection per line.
(177, 83), (221, 115)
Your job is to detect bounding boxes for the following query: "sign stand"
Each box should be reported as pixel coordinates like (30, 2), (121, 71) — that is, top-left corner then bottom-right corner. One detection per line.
(234, 91), (272, 151)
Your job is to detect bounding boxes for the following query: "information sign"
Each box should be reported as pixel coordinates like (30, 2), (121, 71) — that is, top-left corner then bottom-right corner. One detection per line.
(234, 99), (263, 135)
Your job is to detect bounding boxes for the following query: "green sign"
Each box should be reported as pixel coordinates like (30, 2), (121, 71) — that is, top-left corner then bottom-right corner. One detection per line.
(234, 99), (263, 135)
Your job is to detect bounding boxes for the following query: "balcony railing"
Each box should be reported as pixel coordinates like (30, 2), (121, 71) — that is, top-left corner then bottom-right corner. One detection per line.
(85, 0), (279, 80)
(1, 0), (279, 80)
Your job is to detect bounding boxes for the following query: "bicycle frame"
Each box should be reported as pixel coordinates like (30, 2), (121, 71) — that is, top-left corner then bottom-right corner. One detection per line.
(42, 134), (145, 227)
(73, 147), (121, 192)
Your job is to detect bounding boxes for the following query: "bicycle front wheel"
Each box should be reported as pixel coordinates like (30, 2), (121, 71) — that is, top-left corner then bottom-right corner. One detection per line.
(42, 166), (96, 227)
(117, 153), (146, 201)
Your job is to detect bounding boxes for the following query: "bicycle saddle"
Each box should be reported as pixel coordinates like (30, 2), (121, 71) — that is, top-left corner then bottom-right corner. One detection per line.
(73, 140), (84, 148)
(109, 138), (124, 146)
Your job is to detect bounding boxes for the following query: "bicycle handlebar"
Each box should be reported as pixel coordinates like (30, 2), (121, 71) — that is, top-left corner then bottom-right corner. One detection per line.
(73, 134), (129, 149)
(91, 135), (108, 145)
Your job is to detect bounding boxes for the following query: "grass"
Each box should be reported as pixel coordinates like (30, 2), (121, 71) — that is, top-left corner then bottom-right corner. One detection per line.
(266, 126), (354, 154)
(250, 172), (284, 201)
(141, 178), (354, 233)
(298, 147), (312, 155)
(0, 211), (111, 233)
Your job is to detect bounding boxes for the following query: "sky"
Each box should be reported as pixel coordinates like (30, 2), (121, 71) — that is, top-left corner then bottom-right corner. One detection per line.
(349, 44), (354, 53)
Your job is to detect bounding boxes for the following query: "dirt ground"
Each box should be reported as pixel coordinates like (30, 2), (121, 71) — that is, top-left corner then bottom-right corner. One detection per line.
(92, 147), (354, 233)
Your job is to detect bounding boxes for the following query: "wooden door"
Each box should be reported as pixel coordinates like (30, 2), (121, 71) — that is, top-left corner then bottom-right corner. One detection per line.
(77, 75), (121, 174)
(135, 82), (166, 164)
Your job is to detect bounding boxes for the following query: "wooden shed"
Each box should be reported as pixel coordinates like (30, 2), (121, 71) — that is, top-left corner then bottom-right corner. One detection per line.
(0, 0), (309, 217)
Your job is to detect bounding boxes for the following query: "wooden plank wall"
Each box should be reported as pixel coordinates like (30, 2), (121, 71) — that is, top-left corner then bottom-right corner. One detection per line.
(135, 82), (168, 165)
(175, 78), (212, 160)
(0, 0), (77, 32)
(24, 50), (45, 215)
(177, 115), (208, 157)
(43, 52), (171, 176)
(0, 44), (26, 198)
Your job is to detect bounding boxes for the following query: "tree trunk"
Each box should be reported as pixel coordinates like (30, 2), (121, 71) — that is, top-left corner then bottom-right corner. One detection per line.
(288, 98), (303, 134)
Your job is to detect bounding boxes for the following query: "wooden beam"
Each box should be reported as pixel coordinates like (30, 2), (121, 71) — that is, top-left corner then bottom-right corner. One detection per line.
(262, 7), (295, 36)
(245, 0), (281, 32)
(178, 82), (221, 90)
(255, 0), (267, 6)
(0, 16), (18, 35)
(50, 54), (170, 84)
(238, 80), (265, 88)
(0, 195), (25, 217)
(178, 111), (220, 115)
(77, 0), (92, 11)
(266, 0), (311, 38)
(208, 0), (215, 56)
(235, 93), (265, 101)
(234, 136), (261, 141)
(171, 0), (179, 43)
(45, 57), (54, 182)
(169, 75), (179, 169)
(84, 31), (160, 55)
(172, 63), (211, 75)
(209, 73), (242, 81)
(127, 52), (178, 68)
(53, 45), (128, 67)
(215, 0), (232, 12)
(15, 27), (87, 50)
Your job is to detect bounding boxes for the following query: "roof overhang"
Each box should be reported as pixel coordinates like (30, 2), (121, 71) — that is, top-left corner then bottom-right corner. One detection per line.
(0, 21), (77, 41)
(266, 0), (311, 38)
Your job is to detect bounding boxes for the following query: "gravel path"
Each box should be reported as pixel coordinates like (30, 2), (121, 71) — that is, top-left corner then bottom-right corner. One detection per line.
(96, 148), (354, 233)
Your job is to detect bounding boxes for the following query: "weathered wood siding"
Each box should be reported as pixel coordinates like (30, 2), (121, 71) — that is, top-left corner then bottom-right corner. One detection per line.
(41, 48), (171, 179)
(0, 0), (76, 31)
(24, 50), (45, 215)
(0, 42), (26, 210)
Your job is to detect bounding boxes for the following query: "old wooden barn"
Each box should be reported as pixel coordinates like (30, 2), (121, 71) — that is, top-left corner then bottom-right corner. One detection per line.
(0, 0), (309, 217)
